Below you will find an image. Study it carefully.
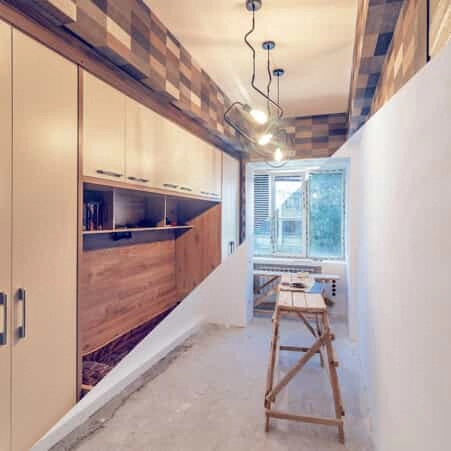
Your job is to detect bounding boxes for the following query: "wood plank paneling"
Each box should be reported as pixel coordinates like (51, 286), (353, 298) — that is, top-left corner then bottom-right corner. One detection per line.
(175, 204), (221, 300)
(80, 240), (177, 354)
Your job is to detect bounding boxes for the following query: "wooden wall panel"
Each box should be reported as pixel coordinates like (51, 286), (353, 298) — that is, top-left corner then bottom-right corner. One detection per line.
(80, 240), (177, 354)
(175, 204), (222, 300)
(371, 0), (427, 114)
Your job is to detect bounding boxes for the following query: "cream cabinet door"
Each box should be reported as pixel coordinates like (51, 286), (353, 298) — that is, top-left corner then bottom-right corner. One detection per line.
(125, 98), (159, 187)
(185, 133), (206, 197)
(155, 117), (189, 194)
(211, 146), (223, 199)
(197, 144), (222, 200)
(0, 19), (12, 451)
(221, 153), (240, 260)
(12, 30), (77, 451)
(83, 70), (125, 180)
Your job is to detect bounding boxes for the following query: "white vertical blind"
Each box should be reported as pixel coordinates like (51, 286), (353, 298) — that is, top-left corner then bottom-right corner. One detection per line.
(253, 173), (271, 232)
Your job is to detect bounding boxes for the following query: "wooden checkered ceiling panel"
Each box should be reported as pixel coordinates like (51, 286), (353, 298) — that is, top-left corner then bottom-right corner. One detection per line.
(348, 0), (404, 135)
(282, 113), (348, 159)
(24, 0), (246, 148)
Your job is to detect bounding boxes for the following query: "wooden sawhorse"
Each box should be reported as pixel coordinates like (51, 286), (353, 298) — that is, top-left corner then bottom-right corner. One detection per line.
(264, 276), (345, 443)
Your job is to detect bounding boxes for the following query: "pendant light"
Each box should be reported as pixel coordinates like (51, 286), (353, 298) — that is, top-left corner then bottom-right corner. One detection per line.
(224, 0), (291, 168)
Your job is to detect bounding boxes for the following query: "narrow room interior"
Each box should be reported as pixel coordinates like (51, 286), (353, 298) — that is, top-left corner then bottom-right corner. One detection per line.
(0, 1), (450, 451)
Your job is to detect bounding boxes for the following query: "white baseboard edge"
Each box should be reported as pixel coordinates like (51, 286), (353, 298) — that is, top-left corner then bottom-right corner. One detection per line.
(32, 318), (204, 451)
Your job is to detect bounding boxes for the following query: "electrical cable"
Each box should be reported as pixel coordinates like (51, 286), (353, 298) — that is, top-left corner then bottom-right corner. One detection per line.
(266, 47), (272, 118)
(244, 5), (283, 119)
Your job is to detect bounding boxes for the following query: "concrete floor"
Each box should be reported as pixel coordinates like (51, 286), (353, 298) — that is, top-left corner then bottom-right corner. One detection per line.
(74, 316), (373, 451)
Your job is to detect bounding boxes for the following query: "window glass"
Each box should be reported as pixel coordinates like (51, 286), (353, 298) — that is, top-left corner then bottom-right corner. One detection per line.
(252, 169), (345, 259)
(308, 172), (344, 259)
(274, 175), (304, 255)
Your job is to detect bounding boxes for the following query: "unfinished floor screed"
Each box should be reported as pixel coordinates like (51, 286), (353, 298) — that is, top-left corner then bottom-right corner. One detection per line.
(72, 317), (372, 451)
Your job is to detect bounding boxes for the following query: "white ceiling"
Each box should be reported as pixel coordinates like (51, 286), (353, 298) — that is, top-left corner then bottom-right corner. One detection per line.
(145, 0), (358, 118)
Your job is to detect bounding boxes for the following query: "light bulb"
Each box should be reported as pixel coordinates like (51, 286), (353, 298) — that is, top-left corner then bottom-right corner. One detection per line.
(258, 133), (273, 146)
(250, 109), (268, 125)
(274, 148), (283, 162)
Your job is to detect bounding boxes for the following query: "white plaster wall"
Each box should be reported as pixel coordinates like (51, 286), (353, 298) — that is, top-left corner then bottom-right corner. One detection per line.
(321, 260), (348, 322)
(199, 242), (253, 327)
(334, 43), (451, 451)
(32, 242), (251, 451)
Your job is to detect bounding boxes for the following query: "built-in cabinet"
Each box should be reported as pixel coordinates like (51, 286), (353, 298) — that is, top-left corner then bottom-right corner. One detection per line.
(82, 70), (222, 200)
(0, 25), (78, 451)
(221, 153), (240, 260)
(0, 14), (240, 451)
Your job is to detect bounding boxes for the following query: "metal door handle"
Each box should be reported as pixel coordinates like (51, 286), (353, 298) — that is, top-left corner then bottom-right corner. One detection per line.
(128, 176), (149, 183)
(17, 288), (26, 339)
(180, 186), (193, 192)
(0, 293), (7, 346)
(96, 169), (123, 178)
(163, 183), (178, 189)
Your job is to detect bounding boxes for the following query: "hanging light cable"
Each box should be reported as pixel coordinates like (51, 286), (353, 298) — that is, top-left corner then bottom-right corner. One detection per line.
(223, 0), (287, 169)
(244, 5), (283, 119)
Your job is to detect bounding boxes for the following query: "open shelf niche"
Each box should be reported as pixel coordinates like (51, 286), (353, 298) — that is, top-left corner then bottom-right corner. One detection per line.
(82, 183), (216, 249)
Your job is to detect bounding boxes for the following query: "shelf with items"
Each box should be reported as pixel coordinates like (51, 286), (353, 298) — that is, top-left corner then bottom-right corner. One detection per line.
(82, 183), (216, 248)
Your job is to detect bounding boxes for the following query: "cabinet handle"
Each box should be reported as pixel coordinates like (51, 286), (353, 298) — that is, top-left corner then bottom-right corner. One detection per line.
(163, 183), (178, 189)
(17, 288), (26, 340)
(180, 186), (193, 192)
(200, 190), (209, 196)
(127, 176), (149, 183)
(96, 169), (123, 178)
(0, 293), (7, 346)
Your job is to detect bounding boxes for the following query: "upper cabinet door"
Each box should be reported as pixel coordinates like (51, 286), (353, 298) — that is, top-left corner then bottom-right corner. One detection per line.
(211, 146), (223, 199)
(197, 144), (222, 200)
(154, 117), (188, 193)
(83, 71), (125, 180)
(125, 98), (159, 187)
(150, 114), (222, 200)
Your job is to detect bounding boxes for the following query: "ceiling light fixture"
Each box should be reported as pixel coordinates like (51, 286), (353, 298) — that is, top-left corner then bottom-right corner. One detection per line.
(223, 1), (292, 169)
(243, 104), (268, 125)
(258, 133), (273, 146)
(223, 0), (283, 143)
(274, 147), (283, 162)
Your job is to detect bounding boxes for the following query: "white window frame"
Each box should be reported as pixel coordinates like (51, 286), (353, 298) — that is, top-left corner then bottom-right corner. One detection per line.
(253, 168), (346, 260)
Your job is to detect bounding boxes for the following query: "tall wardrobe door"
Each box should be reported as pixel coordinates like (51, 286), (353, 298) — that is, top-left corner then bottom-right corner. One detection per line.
(221, 153), (240, 261)
(0, 19), (12, 451)
(12, 31), (77, 451)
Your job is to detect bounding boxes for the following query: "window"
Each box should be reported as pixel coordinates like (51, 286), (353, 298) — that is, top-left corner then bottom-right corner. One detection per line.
(253, 170), (345, 259)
